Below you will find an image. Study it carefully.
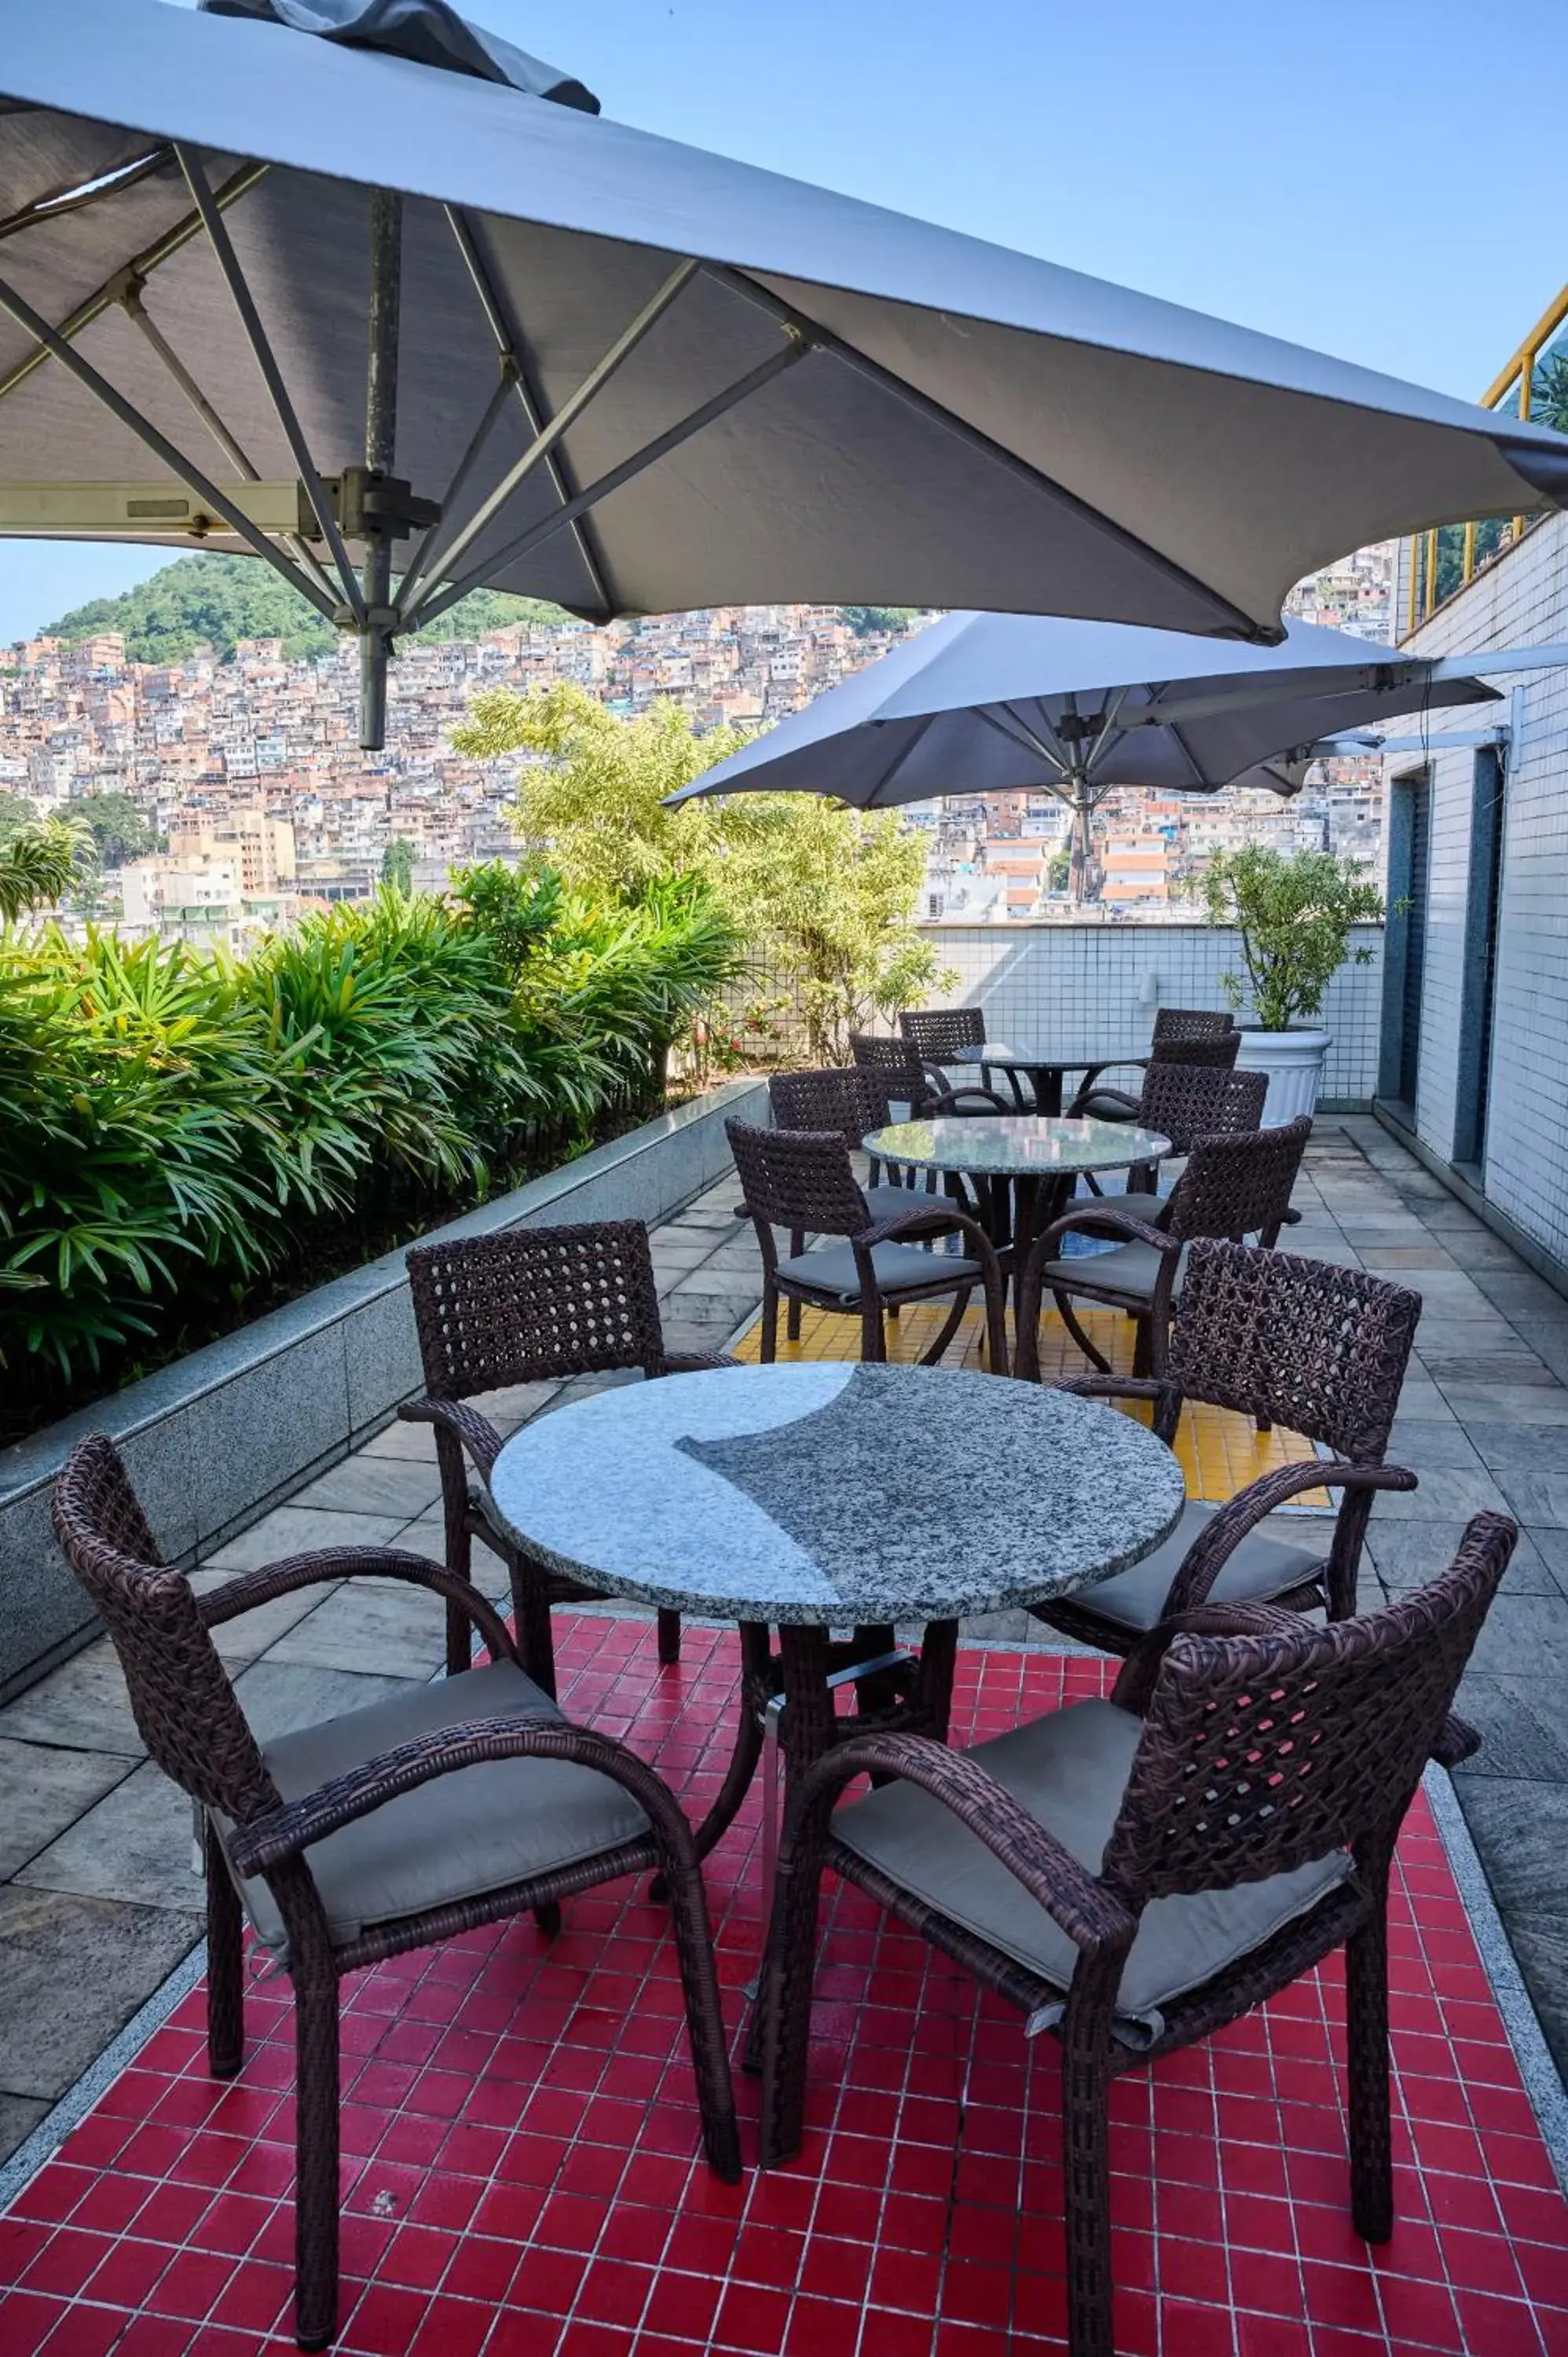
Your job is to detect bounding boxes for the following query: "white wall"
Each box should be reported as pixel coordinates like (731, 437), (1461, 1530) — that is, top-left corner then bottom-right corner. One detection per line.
(1396, 511), (1568, 1264)
(913, 921), (1383, 1105)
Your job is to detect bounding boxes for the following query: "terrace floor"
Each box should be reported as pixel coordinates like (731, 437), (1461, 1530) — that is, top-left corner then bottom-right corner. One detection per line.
(2, 1113), (1567, 2354)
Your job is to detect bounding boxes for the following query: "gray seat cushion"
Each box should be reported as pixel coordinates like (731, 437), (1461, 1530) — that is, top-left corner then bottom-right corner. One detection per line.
(860, 1180), (950, 1221)
(222, 1659), (648, 1952)
(775, 1239), (983, 1302)
(835, 1698), (1352, 2040)
(1038, 1239), (1187, 1303)
(1053, 1498), (1327, 1634)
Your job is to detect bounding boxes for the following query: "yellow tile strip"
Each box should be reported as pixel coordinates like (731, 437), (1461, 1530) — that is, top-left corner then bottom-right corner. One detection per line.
(731, 1299), (1324, 1505)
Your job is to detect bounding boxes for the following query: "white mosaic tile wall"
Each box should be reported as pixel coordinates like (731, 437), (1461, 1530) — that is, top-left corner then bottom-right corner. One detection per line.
(913, 922), (1383, 1105)
(1398, 511), (1568, 1263)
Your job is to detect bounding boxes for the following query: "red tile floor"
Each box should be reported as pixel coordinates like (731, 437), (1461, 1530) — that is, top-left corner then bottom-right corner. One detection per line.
(2, 1615), (1566, 2357)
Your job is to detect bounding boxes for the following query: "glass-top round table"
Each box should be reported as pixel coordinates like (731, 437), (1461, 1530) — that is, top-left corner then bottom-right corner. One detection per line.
(945, 1039), (1152, 1113)
(864, 1114), (1172, 1285)
(488, 1360), (1185, 1860)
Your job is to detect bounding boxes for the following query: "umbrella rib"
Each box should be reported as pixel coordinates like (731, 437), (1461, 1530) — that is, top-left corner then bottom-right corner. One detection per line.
(0, 145), (174, 244)
(412, 331), (814, 627)
(0, 159), (271, 410)
(989, 702), (1072, 776)
(863, 710), (939, 806)
(115, 277), (341, 609)
(398, 255), (698, 625)
(441, 205), (615, 618)
(0, 262), (340, 621)
(174, 144), (365, 625)
(396, 365), (517, 611)
(705, 264), (1273, 643)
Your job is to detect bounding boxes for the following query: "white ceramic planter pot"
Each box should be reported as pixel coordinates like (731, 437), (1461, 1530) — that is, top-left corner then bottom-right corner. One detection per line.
(1233, 1028), (1331, 1125)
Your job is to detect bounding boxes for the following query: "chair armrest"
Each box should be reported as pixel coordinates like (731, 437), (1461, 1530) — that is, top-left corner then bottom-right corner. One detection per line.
(1431, 1713), (1481, 1769)
(786, 1730), (1137, 1959)
(1067, 1082), (1140, 1120)
(1162, 1460), (1416, 1621)
(226, 1711), (702, 1880)
(926, 1083), (1012, 1116)
(1046, 1373), (1171, 1406)
(1028, 1205), (1175, 1260)
(857, 1201), (998, 1263)
(658, 1350), (741, 1376)
(397, 1395), (504, 1482)
(196, 1546), (517, 1665)
(1110, 1597), (1317, 1713)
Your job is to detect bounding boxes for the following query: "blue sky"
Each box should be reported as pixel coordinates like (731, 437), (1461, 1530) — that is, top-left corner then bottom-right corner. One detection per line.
(3, 0), (1566, 640)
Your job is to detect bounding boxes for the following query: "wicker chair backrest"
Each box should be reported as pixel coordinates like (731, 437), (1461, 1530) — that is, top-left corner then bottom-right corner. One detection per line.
(899, 1006), (984, 1059)
(406, 1220), (666, 1398)
(849, 1032), (929, 1102)
(50, 1435), (279, 1823)
(1152, 1006), (1235, 1046)
(727, 1117), (870, 1239)
(1146, 1030), (1242, 1073)
(771, 1067), (892, 1148)
(1164, 1115), (1311, 1244)
(1169, 1241), (1420, 1461)
(1103, 1512), (1515, 1904)
(1136, 1063), (1266, 1155)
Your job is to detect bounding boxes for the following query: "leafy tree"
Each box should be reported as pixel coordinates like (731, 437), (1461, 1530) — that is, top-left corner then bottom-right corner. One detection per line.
(0, 794), (39, 842)
(47, 553), (572, 665)
(380, 836), (418, 894)
(1197, 845), (1383, 1032)
(0, 817), (90, 922)
(454, 680), (949, 1061)
(840, 607), (923, 638)
(79, 791), (152, 869)
(449, 860), (564, 975)
(1530, 349), (1568, 436)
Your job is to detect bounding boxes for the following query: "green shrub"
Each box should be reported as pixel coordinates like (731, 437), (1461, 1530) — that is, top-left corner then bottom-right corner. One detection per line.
(0, 875), (745, 1413)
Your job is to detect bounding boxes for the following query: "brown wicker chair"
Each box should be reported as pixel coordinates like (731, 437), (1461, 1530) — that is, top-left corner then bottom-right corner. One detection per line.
(728, 1116), (1008, 1371)
(1070, 1017), (1240, 1122)
(402, 1221), (735, 1693)
(1017, 1114), (1312, 1382)
(848, 1030), (1009, 1121)
(760, 1512), (1516, 2357)
(1027, 1238), (1422, 1652)
(50, 1435), (740, 2357)
(1076, 1061), (1267, 1201)
(898, 1004), (986, 1062)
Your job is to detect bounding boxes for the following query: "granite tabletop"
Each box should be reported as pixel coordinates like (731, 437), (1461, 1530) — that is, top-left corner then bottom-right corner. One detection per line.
(864, 1116), (1173, 1178)
(948, 1040), (1151, 1071)
(486, 1361), (1185, 1626)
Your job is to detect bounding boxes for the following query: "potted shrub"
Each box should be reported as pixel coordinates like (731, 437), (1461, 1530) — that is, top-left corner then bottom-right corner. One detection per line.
(1198, 845), (1383, 1123)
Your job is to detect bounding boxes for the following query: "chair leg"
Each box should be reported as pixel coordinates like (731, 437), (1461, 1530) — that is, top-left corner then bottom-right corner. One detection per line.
(759, 1828), (829, 2167)
(1060, 1974), (1120, 2357)
(532, 1900), (562, 1937)
(659, 1846), (742, 2183)
(435, 1429), (476, 1678)
(204, 1821), (245, 2080)
(861, 1294), (886, 1362)
(1054, 1288), (1112, 1374)
(1346, 1910), (1394, 2242)
(291, 1969), (341, 2355)
(760, 1281), (779, 1363)
(657, 1607), (682, 1666)
(786, 1230), (804, 1341)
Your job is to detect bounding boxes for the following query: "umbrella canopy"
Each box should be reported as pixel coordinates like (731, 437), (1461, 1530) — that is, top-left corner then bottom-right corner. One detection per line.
(1, 0), (1566, 746)
(667, 609), (1533, 897)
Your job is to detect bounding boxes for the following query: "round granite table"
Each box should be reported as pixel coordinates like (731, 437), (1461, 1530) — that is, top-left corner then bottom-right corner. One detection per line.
(487, 1360), (1185, 1864)
(945, 1039), (1152, 1113)
(864, 1114), (1173, 1293)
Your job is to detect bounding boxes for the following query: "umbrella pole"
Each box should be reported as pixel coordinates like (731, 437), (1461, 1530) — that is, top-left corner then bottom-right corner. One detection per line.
(361, 191), (401, 754)
(1068, 776), (1097, 906)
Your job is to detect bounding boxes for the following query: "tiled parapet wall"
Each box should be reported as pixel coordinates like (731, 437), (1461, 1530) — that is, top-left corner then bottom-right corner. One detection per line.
(0, 1078), (769, 1705)
(914, 921), (1384, 1108)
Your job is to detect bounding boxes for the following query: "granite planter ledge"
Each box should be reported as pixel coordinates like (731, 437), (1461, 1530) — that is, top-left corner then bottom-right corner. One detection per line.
(0, 1077), (768, 1703)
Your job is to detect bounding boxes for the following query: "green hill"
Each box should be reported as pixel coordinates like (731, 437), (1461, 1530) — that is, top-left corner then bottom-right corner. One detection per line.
(46, 554), (574, 664)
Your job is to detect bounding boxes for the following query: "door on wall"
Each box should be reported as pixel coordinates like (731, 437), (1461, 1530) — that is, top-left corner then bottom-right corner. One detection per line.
(1453, 746), (1508, 1175)
(1378, 770), (1431, 1124)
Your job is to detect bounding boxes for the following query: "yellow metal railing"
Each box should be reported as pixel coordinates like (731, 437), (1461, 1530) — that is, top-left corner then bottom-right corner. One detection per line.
(1403, 279), (1568, 638)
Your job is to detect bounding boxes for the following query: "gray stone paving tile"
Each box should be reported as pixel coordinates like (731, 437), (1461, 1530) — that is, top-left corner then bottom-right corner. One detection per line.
(291, 1454), (444, 1520)
(1484, 1467), (1568, 1530)
(1510, 1323), (1568, 1389)
(0, 1641), (143, 1757)
(467, 1380), (562, 1434)
(1439, 1382), (1568, 1425)
(0, 2095), (48, 2166)
(1462, 1424), (1568, 1476)
(186, 1566), (339, 1663)
(1449, 1776), (1568, 2075)
(1464, 1592), (1568, 1678)
(1368, 1462), (1512, 1521)
(1365, 1519), (1555, 1594)
(1520, 1527), (1568, 1596)
(1474, 1269), (1568, 1325)
(1416, 1347), (1555, 1388)
(262, 1580), (451, 1680)
(202, 1504), (408, 1572)
(0, 1886), (200, 2101)
(17, 1759), (199, 1914)
(359, 1419), (439, 1462)
(230, 1661), (418, 1746)
(1451, 1678), (1568, 1781)
(1380, 1420), (1486, 1473)
(0, 1739), (137, 1880)
(1356, 1244), (1459, 1271)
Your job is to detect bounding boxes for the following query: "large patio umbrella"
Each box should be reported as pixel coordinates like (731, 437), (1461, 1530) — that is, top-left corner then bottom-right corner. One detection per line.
(669, 610), (1566, 896)
(1, 2), (1566, 746)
